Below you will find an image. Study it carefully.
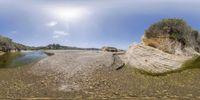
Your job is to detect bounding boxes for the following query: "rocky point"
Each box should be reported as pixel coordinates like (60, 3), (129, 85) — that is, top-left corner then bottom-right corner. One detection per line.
(126, 18), (200, 74)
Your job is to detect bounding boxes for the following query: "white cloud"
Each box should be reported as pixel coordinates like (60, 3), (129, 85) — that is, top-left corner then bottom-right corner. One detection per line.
(10, 31), (17, 34)
(52, 35), (59, 39)
(52, 30), (69, 38)
(46, 21), (57, 27)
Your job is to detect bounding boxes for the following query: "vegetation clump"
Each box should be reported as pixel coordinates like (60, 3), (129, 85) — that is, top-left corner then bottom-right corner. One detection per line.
(144, 18), (200, 53)
(146, 19), (190, 38)
(0, 35), (30, 52)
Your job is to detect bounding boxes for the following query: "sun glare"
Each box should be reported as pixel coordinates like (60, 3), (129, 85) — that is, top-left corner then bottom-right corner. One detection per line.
(50, 7), (90, 22)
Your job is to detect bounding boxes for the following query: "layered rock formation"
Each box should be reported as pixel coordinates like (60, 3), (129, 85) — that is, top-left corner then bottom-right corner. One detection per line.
(126, 43), (193, 74)
(126, 19), (200, 74)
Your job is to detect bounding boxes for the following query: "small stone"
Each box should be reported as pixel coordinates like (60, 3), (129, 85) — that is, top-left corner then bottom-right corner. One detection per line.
(187, 94), (193, 97)
(113, 92), (119, 95)
(41, 81), (46, 85)
(128, 93), (136, 97)
(89, 86), (93, 89)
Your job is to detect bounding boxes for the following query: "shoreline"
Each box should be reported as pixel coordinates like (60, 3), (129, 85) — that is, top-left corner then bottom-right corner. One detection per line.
(0, 50), (200, 99)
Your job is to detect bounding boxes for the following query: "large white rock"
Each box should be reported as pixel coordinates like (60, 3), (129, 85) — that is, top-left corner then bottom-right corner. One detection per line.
(126, 43), (195, 74)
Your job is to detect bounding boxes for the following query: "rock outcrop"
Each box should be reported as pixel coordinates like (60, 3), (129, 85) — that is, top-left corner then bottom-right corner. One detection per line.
(126, 43), (193, 74)
(143, 18), (200, 56)
(126, 18), (200, 74)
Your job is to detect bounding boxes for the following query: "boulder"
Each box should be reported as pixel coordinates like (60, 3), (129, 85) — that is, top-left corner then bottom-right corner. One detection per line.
(101, 46), (118, 52)
(126, 43), (193, 74)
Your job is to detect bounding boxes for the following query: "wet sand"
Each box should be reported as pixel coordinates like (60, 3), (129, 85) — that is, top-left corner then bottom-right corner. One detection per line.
(0, 50), (200, 99)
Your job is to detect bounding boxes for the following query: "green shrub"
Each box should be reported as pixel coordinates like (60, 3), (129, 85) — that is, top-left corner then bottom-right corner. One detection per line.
(0, 35), (30, 51)
(145, 18), (198, 46)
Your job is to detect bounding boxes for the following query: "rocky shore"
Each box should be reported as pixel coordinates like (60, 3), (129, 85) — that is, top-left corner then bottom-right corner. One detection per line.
(0, 50), (125, 99)
(125, 19), (200, 74)
(0, 50), (200, 99)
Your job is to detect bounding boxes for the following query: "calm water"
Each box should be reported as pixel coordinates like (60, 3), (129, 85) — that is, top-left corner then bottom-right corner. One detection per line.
(0, 51), (48, 68)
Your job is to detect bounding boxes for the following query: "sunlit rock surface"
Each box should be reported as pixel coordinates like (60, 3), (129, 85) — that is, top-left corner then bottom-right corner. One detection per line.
(126, 43), (195, 73)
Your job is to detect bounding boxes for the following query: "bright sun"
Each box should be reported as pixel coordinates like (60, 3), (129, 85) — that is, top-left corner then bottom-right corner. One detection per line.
(50, 7), (90, 22)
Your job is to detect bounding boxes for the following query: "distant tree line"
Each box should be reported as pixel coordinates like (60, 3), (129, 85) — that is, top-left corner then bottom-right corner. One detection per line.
(36, 43), (100, 50)
(0, 35), (100, 53)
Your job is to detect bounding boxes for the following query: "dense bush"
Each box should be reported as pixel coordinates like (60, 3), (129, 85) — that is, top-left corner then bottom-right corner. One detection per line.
(0, 35), (12, 46)
(0, 35), (30, 52)
(145, 18), (198, 46)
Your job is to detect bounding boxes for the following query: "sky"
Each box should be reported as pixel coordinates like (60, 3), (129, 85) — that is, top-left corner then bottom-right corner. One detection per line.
(1, 0), (200, 49)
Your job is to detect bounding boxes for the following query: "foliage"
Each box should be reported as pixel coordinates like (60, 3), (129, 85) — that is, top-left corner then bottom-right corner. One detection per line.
(145, 18), (198, 46)
(0, 35), (12, 46)
(0, 35), (30, 52)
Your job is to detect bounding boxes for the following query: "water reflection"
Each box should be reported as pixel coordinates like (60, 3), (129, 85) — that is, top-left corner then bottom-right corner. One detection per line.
(0, 51), (48, 68)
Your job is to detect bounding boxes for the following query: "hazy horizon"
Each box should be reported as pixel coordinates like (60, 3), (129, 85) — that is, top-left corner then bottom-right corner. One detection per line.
(1, 0), (200, 49)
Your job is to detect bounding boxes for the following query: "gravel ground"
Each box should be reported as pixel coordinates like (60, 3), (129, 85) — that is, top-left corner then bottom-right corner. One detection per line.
(0, 50), (200, 99)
